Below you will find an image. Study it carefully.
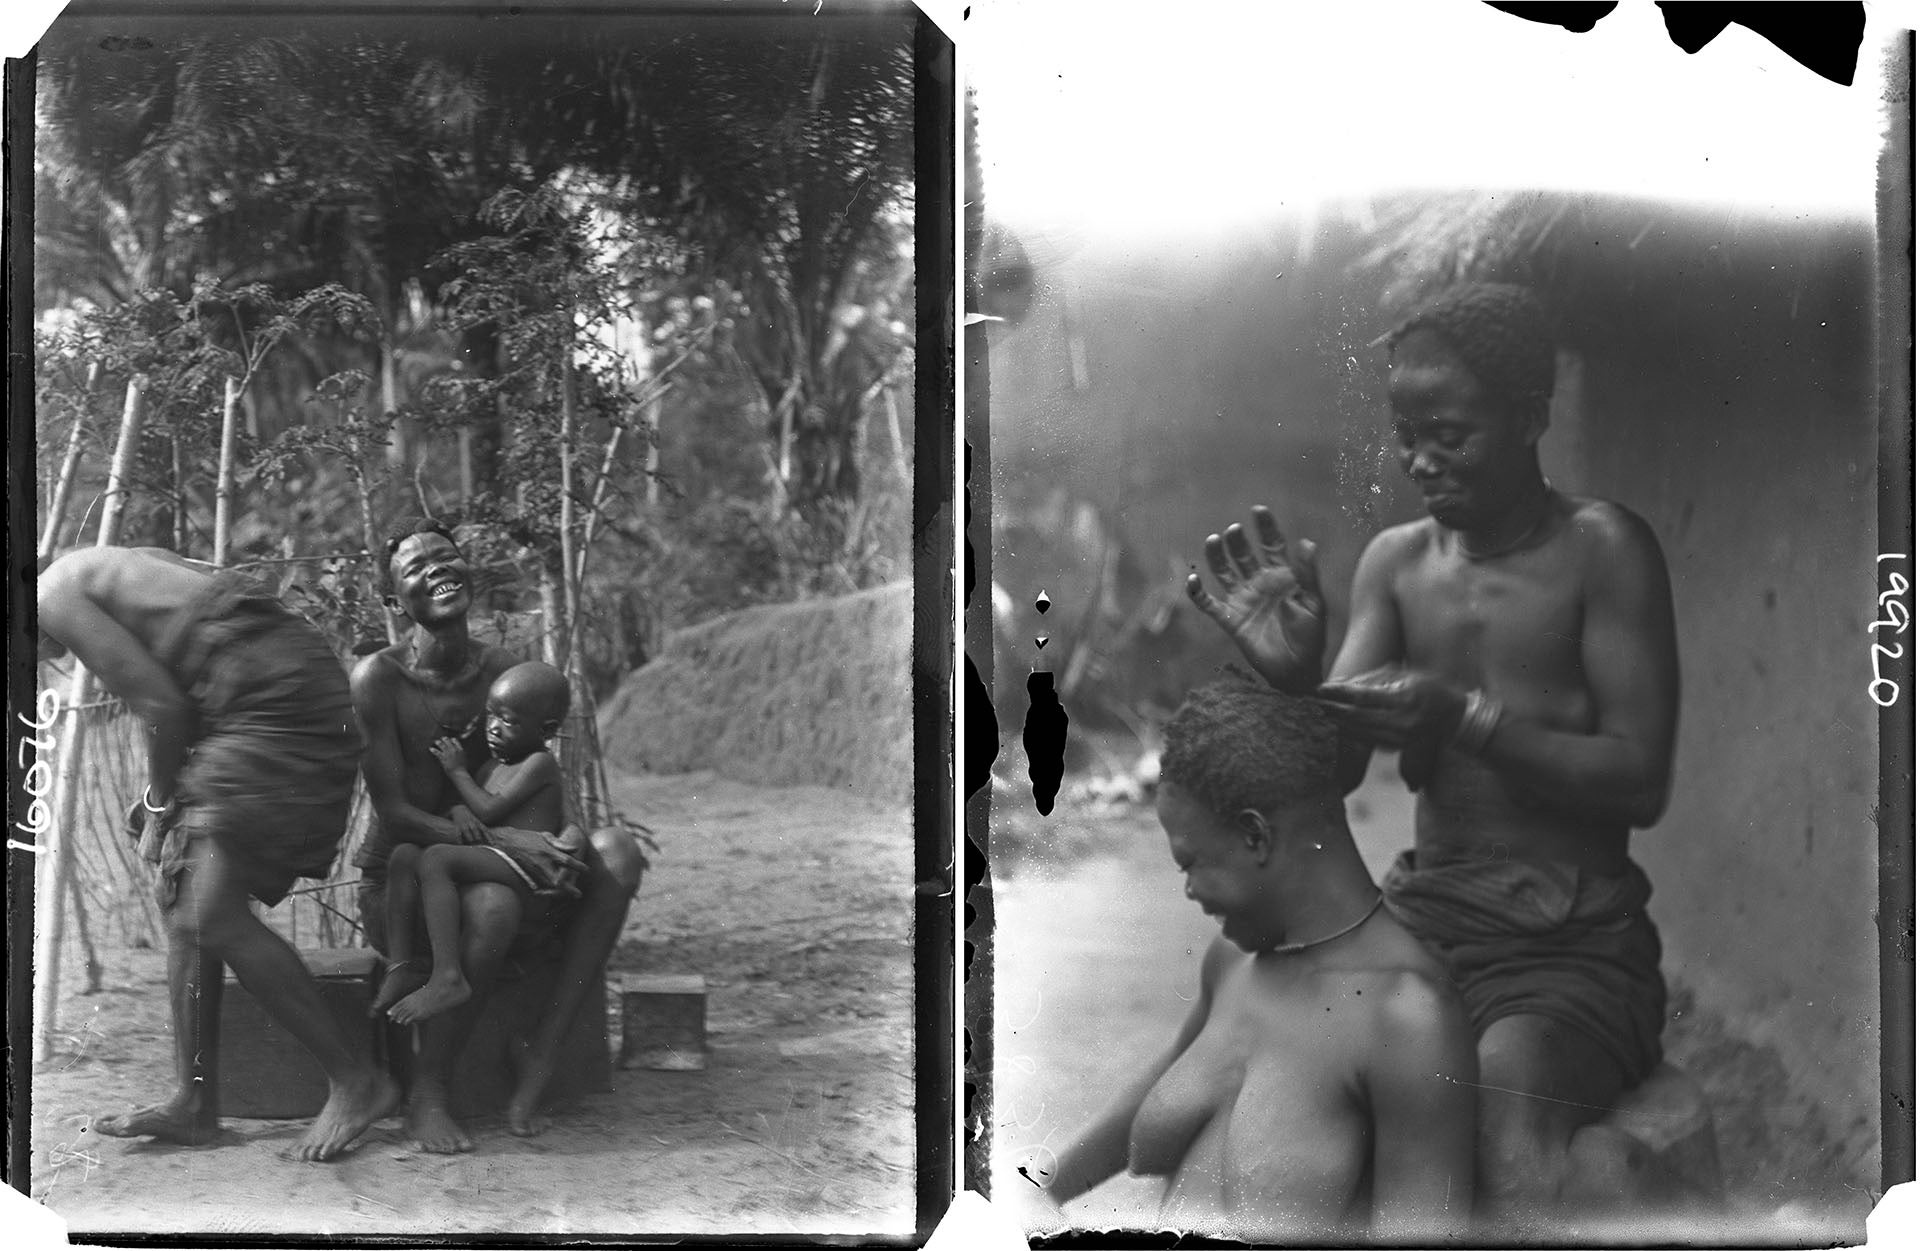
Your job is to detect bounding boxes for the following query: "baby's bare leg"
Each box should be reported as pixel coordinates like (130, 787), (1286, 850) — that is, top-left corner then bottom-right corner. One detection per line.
(389, 845), (529, 1026)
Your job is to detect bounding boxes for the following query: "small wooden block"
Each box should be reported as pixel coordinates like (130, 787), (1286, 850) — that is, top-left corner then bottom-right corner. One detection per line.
(619, 974), (708, 1071)
(220, 947), (386, 1120)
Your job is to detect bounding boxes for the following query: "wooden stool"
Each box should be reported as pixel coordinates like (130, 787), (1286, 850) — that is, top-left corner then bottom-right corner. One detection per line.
(218, 947), (386, 1119)
(385, 952), (612, 1118)
(618, 974), (708, 1071)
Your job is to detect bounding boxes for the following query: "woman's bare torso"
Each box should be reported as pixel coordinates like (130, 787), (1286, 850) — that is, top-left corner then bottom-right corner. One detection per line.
(1390, 500), (1631, 872)
(1128, 955), (1381, 1237)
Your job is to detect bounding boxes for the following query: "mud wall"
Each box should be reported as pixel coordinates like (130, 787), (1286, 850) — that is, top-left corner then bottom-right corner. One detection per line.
(1548, 220), (1880, 1162)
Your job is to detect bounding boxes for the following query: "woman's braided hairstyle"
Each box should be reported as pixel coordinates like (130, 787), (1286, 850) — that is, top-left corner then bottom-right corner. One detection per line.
(1386, 283), (1557, 424)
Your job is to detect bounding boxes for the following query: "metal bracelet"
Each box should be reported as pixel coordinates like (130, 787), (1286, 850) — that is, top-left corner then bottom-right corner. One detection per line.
(141, 786), (170, 815)
(1453, 690), (1503, 755)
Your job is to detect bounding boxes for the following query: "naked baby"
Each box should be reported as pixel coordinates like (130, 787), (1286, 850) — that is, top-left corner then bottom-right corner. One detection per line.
(371, 660), (588, 1026)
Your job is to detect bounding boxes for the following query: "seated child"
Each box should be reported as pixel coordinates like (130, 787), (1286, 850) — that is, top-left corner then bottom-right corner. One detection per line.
(371, 661), (589, 1025)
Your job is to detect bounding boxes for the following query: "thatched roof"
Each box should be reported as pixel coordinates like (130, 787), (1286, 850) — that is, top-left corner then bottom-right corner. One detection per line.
(1349, 189), (1873, 352)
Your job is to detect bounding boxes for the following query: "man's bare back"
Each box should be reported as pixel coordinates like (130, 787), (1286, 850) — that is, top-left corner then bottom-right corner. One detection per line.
(40, 546), (215, 656)
(39, 544), (397, 1163)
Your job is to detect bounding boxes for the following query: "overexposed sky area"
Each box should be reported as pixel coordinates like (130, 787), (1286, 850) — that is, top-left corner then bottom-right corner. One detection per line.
(967, 0), (1905, 243)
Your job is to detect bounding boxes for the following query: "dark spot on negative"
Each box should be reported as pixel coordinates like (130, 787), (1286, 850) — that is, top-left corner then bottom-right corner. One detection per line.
(1023, 672), (1068, 816)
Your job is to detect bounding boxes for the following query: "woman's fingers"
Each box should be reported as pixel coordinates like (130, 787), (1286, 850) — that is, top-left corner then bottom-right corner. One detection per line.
(1185, 572), (1233, 627)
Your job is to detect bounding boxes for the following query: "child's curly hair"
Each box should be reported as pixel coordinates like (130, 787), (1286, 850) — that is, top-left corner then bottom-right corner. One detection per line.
(1160, 670), (1340, 817)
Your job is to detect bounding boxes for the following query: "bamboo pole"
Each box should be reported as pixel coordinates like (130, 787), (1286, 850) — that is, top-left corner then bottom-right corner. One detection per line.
(457, 427), (475, 504)
(212, 375), (242, 566)
(172, 435), (189, 553)
(578, 424), (625, 574)
(557, 350), (580, 674)
(35, 374), (147, 1061)
(644, 394), (661, 508)
(39, 362), (99, 559)
(884, 385), (910, 486)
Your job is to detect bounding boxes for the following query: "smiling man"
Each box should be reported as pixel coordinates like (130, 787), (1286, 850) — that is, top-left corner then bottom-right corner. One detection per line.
(352, 518), (646, 1149)
(1185, 284), (1681, 1223)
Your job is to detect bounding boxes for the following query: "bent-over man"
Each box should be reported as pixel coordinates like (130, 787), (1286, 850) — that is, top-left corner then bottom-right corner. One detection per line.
(39, 546), (399, 1161)
(1187, 284), (1680, 1221)
(352, 518), (646, 1149)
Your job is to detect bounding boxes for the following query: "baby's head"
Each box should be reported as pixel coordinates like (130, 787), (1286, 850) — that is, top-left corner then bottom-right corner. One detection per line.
(484, 662), (571, 762)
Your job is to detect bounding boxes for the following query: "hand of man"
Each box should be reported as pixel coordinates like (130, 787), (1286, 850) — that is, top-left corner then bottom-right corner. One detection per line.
(1316, 666), (1467, 750)
(1184, 506), (1326, 693)
(449, 803), (489, 845)
(122, 787), (174, 843)
(122, 797), (150, 844)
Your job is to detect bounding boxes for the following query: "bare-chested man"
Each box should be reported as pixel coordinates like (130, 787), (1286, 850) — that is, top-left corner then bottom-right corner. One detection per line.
(1187, 283), (1679, 1222)
(38, 546), (399, 1161)
(351, 518), (647, 1150)
(1023, 678), (1476, 1242)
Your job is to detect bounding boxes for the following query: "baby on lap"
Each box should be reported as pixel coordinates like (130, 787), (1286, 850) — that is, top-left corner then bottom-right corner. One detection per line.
(372, 661), (588, 1024)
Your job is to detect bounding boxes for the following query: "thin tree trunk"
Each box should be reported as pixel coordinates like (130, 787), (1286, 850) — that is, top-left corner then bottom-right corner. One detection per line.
(457, 427), (475, 504)
(96, 375), (149, 543)
(538, 566), (561, 668)
(357, 471), (399, 646)
(40, 361), (100, 558)
(579, 425), (625, 574)
(644, 394), (661, 508)
(557, 350), (580, 675)
(382, 338), (406, 469)
(213, 375), (242, 566)
(884, 386), (910, 486)
(172, 435), (189, 553)
(35, 374), (146, 1062)
(776, 388), (796, 491)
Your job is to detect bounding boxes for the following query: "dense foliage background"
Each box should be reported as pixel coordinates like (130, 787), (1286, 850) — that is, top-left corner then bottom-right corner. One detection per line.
(35, 8), (919, 693)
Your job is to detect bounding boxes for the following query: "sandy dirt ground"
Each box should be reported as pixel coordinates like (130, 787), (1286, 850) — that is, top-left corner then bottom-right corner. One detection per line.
(988, 757), (1878, 1246)
(27, 770), (915, 1241)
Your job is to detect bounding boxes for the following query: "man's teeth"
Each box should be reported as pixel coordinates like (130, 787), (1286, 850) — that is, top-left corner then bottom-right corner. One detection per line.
(430, 581), (461, 597)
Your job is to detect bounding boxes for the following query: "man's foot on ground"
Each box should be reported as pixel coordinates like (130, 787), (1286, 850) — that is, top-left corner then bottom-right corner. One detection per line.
(288, 1068), (402, 1162)
(369, 959), (430, 1017)
(405, 1091), (475, 1154)
(505, 1038), (551, 1137)
(92, 1100), (220, 1146)
(389, 976), (472, 1025)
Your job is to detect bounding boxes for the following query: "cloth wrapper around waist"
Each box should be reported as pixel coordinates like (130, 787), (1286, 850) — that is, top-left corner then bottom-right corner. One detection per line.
(482, 824), (589, 899)
(1381, 848), (1666, 1087)
(139, 572), (362, 908)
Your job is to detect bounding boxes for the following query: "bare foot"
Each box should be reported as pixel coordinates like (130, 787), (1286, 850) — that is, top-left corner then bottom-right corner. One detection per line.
(93, 1099), (219, 1146)
(404, 1090), (474, 1154)
(369, 959), (430, 1017)
(505, 1038), (551, 1138)
(288, 1067), (402, 1162)
(389, 975), (471, 1026)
